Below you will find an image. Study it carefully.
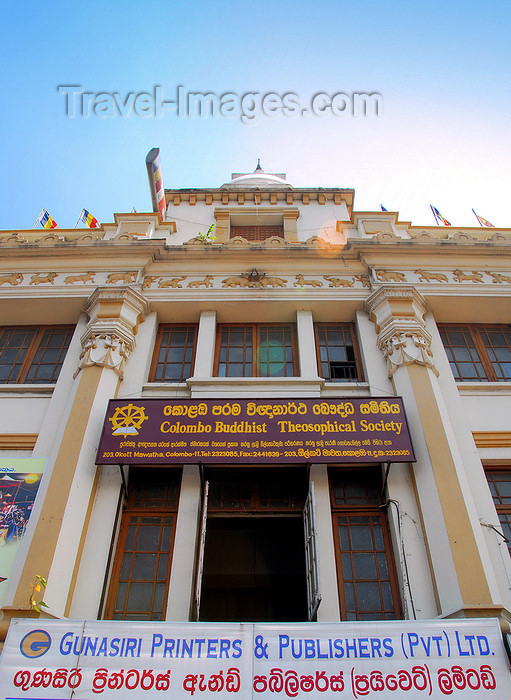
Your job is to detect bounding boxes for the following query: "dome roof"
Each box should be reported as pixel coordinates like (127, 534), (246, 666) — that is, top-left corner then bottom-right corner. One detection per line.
(222, 162), (293, 189)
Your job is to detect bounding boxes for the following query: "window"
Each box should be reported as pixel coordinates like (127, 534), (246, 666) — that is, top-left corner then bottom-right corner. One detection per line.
(330, 468), (401, 620)
(230, 225), (284, 241)
(149, 324), (198, 382)
(439, 324), (511, 382)
(215, 324), (297, 377)
(105, 468), (181, 621)
(0, 326), (73, 384)
(315, 323), (361, 381)
(207, 469), (306, 513)
(485, 468), (511, 554)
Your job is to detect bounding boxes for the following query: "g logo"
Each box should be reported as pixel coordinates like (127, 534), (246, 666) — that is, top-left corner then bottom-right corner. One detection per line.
(20, 629), (51, 658)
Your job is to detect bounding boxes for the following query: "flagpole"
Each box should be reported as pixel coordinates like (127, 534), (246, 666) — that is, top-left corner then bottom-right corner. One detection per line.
(472, 209), (482, 226)
(33, 210), (45, 229)
(75, 209), (85, 228)
(429, 204), (440, 225)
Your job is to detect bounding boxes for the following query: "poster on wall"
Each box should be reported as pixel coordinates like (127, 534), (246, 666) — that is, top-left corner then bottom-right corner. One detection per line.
(0, 458), (47, 607)
(1, 618), (511, 698)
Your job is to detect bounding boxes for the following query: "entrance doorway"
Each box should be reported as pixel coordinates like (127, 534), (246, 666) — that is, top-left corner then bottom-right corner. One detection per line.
(197, 467), (312, 622)
(200, 517), (307, 621)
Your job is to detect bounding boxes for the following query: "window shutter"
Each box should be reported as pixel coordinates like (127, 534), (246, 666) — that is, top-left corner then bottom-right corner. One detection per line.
(230, 225), (284, 241)
(303, 481), (322, 621)
(193, 480), (209, 621)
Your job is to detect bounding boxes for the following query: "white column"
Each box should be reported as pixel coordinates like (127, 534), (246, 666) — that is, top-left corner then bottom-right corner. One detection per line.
(310, 464), (340, 621)
(166, 464), (202, 620)
(193, 311), (216, 378)
(296, 310), (319, 378)
(355, 310), (391, 392)
(356, 309), (438, 619)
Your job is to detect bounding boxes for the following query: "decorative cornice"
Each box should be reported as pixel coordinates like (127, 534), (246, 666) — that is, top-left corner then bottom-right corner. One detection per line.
(472, 431), (511, 448)
(83, 286), (148, 315)
(0, 434), (37, 450)
(365, 283), (426, 318)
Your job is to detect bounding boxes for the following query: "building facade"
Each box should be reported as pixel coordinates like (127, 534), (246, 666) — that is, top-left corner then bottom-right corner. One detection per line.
(0, 166), (511, 674)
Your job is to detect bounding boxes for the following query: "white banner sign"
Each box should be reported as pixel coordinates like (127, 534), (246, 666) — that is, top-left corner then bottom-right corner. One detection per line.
(1, 618), (510, 698)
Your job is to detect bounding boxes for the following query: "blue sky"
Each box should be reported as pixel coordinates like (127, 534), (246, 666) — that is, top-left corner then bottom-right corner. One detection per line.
(1, 0), (510, 231)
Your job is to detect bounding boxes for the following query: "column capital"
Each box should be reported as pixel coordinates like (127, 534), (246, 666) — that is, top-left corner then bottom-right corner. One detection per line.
(364, 284), (438, 377)
(76, 286), (149, 379)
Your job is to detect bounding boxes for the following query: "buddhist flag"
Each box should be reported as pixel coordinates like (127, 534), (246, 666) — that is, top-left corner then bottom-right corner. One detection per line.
(77, 208), (100, 228)
(430, 205), (451, 226)
(146, 148), (166, 220)
(472, 209), (495, 227)
(34, 209), (58, 229)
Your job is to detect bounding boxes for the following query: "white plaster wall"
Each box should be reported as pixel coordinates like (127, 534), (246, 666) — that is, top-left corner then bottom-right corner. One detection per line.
(0, 395), (51, 434)
(166, 202), (215, 245)
(355, 310), (392, 396)
(296, 202), (350, 242)
(164, 199), (350, 246)
(459, 391), (511, 433)
(118, 310), (159, 396)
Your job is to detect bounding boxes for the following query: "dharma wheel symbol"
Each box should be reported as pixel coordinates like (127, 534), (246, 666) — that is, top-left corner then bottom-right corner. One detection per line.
(109, 404), (148, 436)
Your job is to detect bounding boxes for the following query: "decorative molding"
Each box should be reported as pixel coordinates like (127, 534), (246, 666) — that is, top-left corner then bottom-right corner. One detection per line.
(75, 287), (149, 380)
(142, 275), (160, 289)
(365, 285), (438, 378)
(139, 271), (372, 291)
(375, 269), (407, 283)
(158, 276), (186, 288)
(410, 230), (438, 242)
(354, 274), (371, 288)
(106, 271), (138, 285)
(64, 271), (96, 285)
(323, 276), (354, 288)
(451, 231), (476, 242)
(453, 269), (484, 283)
(0, 273), (23, 286)
(0, 434), (37, 450)
(375, 230), (398, 241)
(221, 272), (288, 289)
(485, 272), (511, 284)
(76, 332), (133, 379)
(262, 236), (287, 247)
(294, 274), (323, 288)
(414, 269), (448, 283)
(380, 328), (438, 378)
(473, 432), (511, 448)
(30, 272), (58, 285)
(187, 276), (214, 289)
